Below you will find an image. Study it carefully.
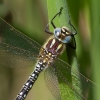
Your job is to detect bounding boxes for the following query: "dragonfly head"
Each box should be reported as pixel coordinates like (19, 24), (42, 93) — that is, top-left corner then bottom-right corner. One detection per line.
(54, 26), (72, 43)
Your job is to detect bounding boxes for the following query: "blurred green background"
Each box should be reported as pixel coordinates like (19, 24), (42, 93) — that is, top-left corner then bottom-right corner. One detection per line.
(0, 0), (100, 100)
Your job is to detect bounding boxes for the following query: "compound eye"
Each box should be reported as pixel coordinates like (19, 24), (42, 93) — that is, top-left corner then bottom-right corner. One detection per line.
(62, 36), (72, 43)
(54, 28), (61, 38)
(56, 31), (60, 36)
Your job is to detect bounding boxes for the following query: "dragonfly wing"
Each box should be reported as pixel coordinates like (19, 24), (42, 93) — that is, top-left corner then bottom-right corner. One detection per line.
(44, 66), (61, 100)
(52, 62), (83, 100)
(0, 42), (38, 68)
(44, 64), (83, 100)
(51, 58), (99, 100)
(0, 17), (41, 68)
(0, 17), (41, 53)
(44, 58), (99, 100)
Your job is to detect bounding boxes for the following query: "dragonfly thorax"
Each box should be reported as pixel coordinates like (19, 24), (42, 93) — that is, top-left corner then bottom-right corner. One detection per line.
(54, 26), (72, 44)
(38, 37), (64, 66)
(45, 38), (64, 55)
(39, 48), (57, 66)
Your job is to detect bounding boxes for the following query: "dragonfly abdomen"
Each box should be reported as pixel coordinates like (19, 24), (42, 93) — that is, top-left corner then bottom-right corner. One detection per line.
(15, 61), (45, 100)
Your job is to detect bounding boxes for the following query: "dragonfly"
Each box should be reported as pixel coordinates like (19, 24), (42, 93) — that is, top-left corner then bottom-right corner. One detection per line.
(0, 7), (98, 100)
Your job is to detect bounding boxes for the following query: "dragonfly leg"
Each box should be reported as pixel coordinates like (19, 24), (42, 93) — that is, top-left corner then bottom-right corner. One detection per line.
(68, 35), (76, 49)
(45, 23), (53, 34)
(68, 16), (77, 35)
(68, 16), (77, 49)
(51, 7), (63, 29)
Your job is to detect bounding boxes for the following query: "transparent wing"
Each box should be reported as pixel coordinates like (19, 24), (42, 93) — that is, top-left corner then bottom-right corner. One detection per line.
(44, 66), (61, 100)
(44, 65), (82, 100)
(0, 42), (38, 68)
(0, 17), (41, 68)
(44, 58), (99, 100)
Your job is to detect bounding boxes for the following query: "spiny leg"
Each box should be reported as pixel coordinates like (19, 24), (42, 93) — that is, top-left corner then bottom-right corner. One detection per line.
(51, 7), (63, 29)
(45, 23), (53, 34)
(68, 35), (76, 49)
(45, 7), (63, 34)
(68, 16), (77, 49)
(68, 16), (77, 35)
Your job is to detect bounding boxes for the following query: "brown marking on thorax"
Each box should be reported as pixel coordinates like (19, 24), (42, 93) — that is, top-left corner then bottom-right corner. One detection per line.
(38, 37), (64, 66)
